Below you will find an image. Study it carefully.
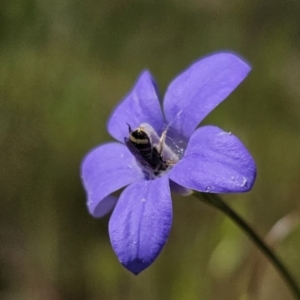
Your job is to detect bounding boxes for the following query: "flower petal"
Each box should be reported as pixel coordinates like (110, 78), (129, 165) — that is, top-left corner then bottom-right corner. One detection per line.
(169, 180), (192, 196)
(109, 176), (172, 275)
(92, 195), (118, 218)
(81, 142), (143, 217)
(169, 126), (256, 193)
(107, 71), (165, 143)
(163, 53), (251, 139)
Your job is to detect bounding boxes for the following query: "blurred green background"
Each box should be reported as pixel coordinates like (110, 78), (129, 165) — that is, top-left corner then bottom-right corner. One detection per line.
(1, 0), (300, 299)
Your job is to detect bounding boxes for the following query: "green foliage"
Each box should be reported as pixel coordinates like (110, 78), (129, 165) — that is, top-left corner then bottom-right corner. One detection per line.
(1, 0), (300, 299)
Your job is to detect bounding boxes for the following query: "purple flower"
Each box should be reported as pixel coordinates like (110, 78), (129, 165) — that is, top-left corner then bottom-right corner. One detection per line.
(81, 52), (256, 275)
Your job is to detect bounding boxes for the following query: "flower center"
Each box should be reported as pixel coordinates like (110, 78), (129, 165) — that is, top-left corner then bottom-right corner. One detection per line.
(125, 123), (184, 179)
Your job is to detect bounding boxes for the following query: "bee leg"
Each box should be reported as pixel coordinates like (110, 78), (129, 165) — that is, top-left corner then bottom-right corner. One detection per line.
(166, 159), (176, 166)
(126, 122), (132, 133)
(156, 127), (168, 155)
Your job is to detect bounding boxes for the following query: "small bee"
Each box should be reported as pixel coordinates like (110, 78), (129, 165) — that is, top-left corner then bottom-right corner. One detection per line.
(125, 123), (176, 178)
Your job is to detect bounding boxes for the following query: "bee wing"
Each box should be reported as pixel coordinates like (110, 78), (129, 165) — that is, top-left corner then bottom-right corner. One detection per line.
(124, 137), (149, 166)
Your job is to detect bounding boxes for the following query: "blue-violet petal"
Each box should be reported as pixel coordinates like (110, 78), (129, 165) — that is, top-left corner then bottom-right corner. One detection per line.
(91, 195), (118, 218)
(169, 180), (192, 196)
(169, 126), (256, 193)
(109, 176), (172, 275)
(163, 53), (251, 139)
(107, 70), (165, 142)
(81, 143), (143, 217)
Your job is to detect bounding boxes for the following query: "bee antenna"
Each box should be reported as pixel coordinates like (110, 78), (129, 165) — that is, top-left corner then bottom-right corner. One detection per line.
(126, 122), (132, 133)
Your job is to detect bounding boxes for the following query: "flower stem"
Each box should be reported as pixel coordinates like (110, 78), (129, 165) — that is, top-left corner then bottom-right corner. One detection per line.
(193, 192), (300, 299)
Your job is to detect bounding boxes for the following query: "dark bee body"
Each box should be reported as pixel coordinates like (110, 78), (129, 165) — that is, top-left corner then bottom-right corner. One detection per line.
(125, 124), (170, 177)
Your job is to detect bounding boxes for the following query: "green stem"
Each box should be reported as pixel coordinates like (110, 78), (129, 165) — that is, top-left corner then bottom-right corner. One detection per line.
(193, 192), (300, 299)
